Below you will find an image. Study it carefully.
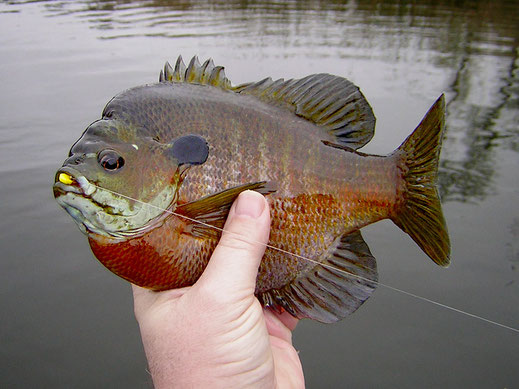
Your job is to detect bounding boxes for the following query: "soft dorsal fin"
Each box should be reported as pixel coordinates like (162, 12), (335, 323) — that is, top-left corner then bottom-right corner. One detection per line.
(234, 73), (376, 149)
(160, 56), (376, 149)
(159, 55), (232, 90)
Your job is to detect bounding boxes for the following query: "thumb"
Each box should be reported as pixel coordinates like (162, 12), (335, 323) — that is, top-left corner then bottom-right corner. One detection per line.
(196, 190), (270, 296)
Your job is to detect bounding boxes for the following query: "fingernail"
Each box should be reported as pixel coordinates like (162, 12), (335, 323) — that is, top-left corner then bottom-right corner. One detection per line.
(234, 190), (265, 218)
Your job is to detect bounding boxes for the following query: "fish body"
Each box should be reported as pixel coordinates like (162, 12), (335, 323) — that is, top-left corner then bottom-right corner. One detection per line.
(54, 56), (450, 323)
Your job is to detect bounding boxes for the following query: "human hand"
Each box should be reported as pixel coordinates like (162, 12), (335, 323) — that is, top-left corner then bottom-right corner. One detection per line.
(132, 190), (305, 388)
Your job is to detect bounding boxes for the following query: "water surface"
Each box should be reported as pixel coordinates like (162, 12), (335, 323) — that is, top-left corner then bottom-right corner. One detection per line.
(1, 1), (518, 387)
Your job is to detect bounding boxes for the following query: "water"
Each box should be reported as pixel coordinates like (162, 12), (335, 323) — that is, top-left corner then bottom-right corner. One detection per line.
(1, 0), (518, 387)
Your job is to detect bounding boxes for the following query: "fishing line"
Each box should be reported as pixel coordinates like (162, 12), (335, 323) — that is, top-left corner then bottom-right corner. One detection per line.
(91, 183), (519, 334)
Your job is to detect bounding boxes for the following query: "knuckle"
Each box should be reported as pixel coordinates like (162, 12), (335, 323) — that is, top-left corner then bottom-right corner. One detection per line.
(218, 230), (260, 252)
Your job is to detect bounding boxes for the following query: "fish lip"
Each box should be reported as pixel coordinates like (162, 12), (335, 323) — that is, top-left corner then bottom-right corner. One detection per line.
(53, 167), (95, 197)
(53, 167), (104, 236)
(53, 166), (176, 239)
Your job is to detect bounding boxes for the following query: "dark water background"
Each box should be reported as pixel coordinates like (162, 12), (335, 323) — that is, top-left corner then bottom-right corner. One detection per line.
(1, 0), (518, 387)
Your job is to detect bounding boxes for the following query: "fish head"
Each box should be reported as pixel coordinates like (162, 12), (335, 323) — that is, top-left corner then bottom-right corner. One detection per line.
(53, 117), (209, 239)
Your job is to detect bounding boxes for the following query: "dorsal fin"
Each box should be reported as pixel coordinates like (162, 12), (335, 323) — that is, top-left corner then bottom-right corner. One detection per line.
(159, 56), (376, 149)
(159, 55), (232, 90)
(234, 73), (376, 149)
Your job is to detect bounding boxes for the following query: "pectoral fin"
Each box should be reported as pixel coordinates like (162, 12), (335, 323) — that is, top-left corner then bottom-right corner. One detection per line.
(176, 181), (276, 238)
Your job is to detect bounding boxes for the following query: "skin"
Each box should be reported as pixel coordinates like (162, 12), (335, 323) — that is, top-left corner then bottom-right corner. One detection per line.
(132, 190), (305, 388)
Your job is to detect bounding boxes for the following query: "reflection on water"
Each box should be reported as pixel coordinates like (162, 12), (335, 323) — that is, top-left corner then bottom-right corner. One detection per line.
(7, 0), (519, 203)
(441, 25), (519, 202)
(1, 1), (519, 388)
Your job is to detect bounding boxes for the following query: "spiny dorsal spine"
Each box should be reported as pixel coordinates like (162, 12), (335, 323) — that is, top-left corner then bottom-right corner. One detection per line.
(159, 55), (375, 150)
(159, 55), (232, 90)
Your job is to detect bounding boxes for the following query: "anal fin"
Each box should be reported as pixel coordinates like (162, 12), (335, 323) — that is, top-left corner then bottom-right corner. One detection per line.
(258, 230), (378, 323)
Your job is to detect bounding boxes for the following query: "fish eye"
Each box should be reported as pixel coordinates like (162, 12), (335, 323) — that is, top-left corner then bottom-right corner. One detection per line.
(98, 150), (125, 171)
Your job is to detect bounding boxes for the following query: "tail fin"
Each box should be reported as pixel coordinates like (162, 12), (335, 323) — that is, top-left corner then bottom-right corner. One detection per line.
(392, 94), (450, 267)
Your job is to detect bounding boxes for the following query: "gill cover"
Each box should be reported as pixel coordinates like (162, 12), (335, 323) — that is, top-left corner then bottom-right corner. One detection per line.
(169, 134), (209, 166)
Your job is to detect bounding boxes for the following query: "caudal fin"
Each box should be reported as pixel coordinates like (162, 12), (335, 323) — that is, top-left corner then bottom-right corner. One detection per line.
(392, 95), (450, 267)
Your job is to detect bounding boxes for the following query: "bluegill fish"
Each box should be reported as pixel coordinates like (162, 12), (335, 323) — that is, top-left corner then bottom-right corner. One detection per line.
(53, 56), (449, 323)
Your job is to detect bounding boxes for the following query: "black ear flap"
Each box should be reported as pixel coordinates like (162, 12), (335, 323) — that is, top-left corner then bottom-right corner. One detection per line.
(169, 134), (209, 166)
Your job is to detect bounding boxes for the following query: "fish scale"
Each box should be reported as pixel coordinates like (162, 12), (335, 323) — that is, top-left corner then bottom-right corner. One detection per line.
(54, 56), (449, 323)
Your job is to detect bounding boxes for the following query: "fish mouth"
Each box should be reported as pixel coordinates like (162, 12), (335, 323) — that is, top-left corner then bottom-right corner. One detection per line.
(53, 167), (136, 236)
(53, 167), (96, 198)
(53, 167), (139, 219)
(53, 167), (103, 235)
(53, 167), (175, 239)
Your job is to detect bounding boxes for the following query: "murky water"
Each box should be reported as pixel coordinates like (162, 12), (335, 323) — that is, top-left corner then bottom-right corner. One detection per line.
(1, 0), (518, 387)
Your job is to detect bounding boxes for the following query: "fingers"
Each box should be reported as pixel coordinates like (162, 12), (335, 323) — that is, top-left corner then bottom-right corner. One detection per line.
(132, 284), (157, 320)
(264, 308), (299, 334)
(263, 309), (293, 344)
(134, 190), (270, 320)
(196, 190), (270, 297)
(270, 336), (306, 389)
(132, 284), (189, 320)
(265, 310), (305, 389)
